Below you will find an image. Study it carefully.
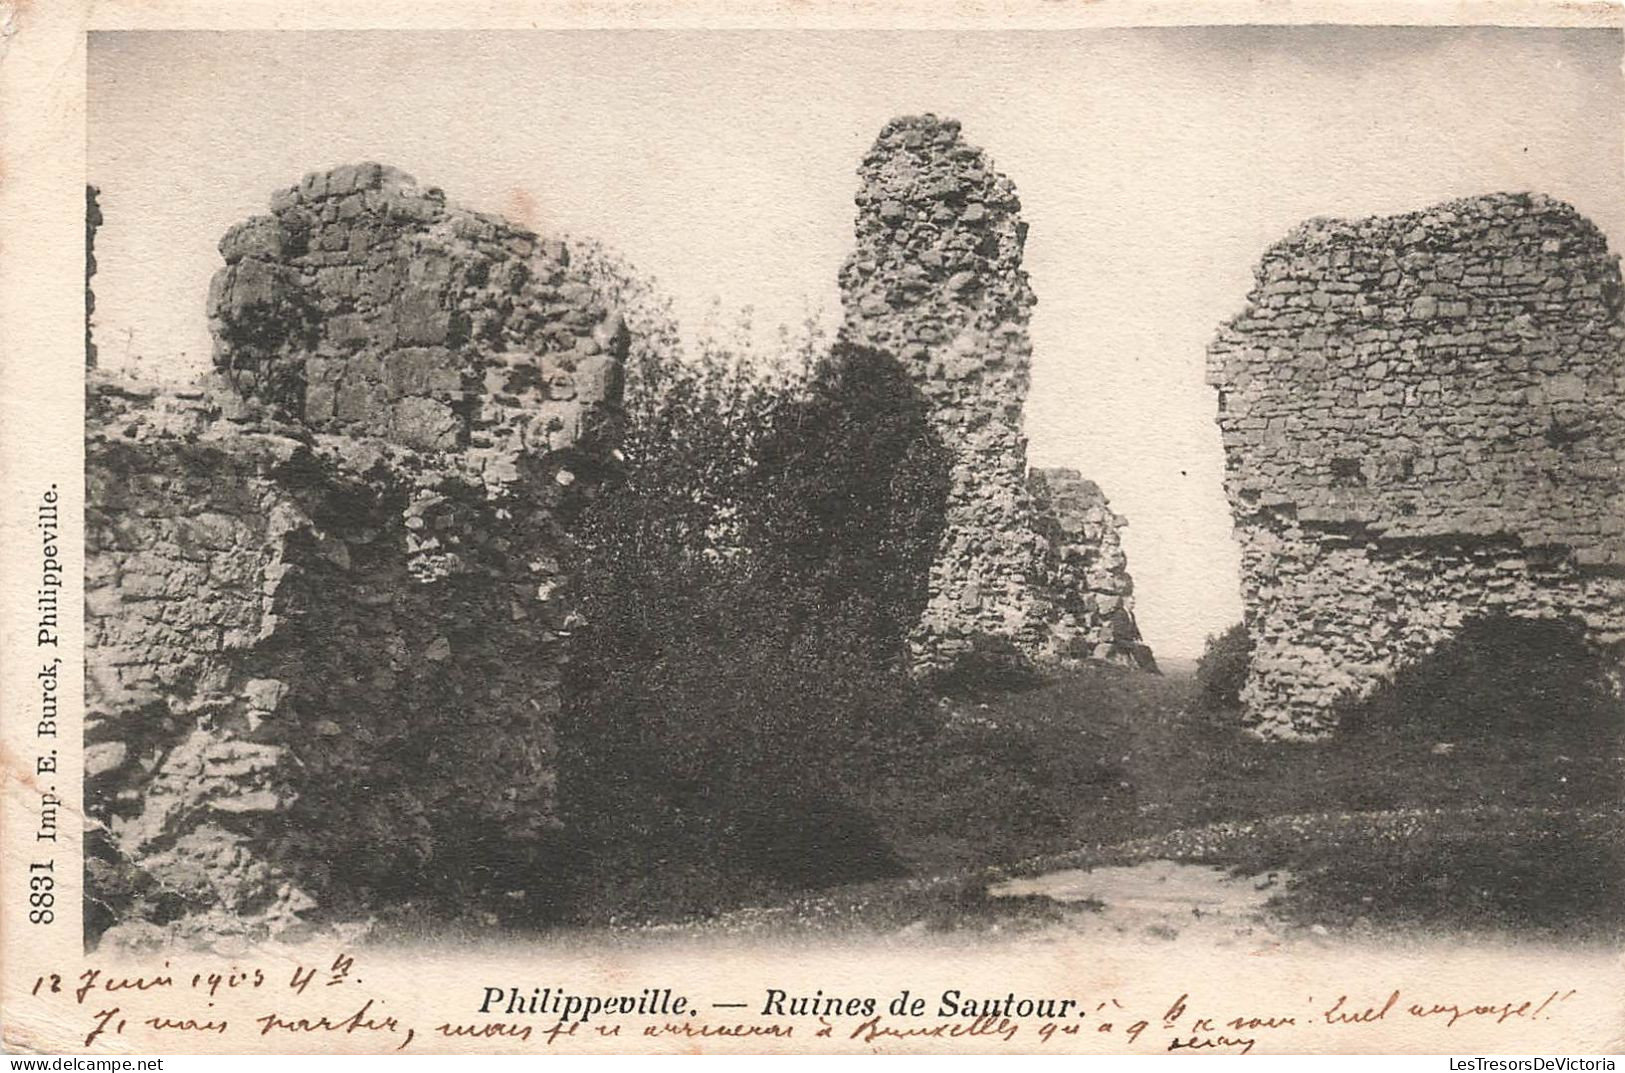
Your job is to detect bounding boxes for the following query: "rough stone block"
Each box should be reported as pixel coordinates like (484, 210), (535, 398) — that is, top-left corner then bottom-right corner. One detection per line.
(219, 215), (286, 265)
(390, 396), (462, 452)
(573, 354), (623, 404)
(242, 678), (288, 712)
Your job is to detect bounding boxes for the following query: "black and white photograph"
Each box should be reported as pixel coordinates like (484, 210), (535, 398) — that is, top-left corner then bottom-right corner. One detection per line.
(3, 4), (1622, 1058)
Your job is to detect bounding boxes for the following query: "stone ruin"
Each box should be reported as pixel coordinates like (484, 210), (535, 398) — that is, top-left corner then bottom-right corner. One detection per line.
(1027, 467), (1147, 666)
(208, 163), (626, 469)
(839, 114), (1155, 672)
(84, 122), (1157, 944)
(1208, 193), (1625, 736)
(85, 163), (627, 944)
(87, 185), (101, 368)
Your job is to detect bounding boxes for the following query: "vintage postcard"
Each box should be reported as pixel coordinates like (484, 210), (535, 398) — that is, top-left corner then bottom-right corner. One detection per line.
(2, 0), (1622, 1057)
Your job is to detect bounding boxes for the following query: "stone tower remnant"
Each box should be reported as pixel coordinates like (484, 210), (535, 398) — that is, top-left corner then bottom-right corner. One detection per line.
(85, 164), (628, 945)
(839, 114), (1155, 671)
(1028, 467), (1153, 670)
(1208, 193), (1625, 736)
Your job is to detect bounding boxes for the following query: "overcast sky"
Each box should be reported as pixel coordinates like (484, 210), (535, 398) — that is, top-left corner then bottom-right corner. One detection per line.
(88, 27), (1624, 659)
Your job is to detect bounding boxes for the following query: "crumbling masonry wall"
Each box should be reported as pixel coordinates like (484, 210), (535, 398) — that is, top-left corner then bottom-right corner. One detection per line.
(839, 114), (1154, 671)
(1028, 468), (1155, 671)
(1208, 193), (1625, 736)
(87, 185), (101, 369)
(85, 165), (626, 945)
(208, 162), (624, 473)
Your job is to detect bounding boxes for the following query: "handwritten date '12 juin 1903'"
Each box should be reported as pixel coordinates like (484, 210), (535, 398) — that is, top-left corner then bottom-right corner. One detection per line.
(20, 952), (1587, 1054)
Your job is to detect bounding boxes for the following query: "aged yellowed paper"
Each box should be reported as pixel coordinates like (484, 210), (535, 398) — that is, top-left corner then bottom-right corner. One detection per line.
(3, 0), (1623, 1056)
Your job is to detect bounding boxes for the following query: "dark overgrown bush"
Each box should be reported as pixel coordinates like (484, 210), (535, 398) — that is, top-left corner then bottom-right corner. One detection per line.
(922, 632), (1047, 700)
(744, 344), (953, 656)
(557, 326), (954, 920)
(1334, 613), (1624, 744)
(1195, 622), (1252, 710)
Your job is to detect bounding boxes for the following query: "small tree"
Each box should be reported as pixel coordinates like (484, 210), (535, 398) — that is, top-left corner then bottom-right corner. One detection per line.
(1196, 622), (1253, 710)
(556, 271), (949, 917)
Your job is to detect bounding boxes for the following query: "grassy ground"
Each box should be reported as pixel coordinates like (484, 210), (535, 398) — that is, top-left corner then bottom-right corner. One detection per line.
(370, 660), (1623, 944)
(683, 662), (1624, 941)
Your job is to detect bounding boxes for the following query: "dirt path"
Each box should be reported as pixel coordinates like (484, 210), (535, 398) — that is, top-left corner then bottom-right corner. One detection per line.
(988, 860), (1289, 943)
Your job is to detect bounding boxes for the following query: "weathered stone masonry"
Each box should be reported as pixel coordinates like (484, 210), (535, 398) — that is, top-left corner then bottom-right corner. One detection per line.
(87, 185), (101, 369)
(1208, 193), (1625, 736)
(1027, 468), (1149, 669)
(85, 129), (1157, 944)
(208, 162), (625, 473)
(85, 164), (627, 944)
(839, 114), (1154, 671)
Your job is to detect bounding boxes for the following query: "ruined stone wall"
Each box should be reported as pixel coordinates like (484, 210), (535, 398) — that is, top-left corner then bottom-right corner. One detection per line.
(85, 165), (626, 946)
(87, 184), (101, 369)
(839, 114), (1152, 670)
(1028, 469), (1157, 670)
(209, 162), (625, 480)
(1208, 193), (1625, 735)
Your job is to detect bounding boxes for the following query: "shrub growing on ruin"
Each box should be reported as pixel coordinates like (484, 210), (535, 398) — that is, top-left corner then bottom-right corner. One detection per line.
(558, 329), (952, 920)
(1196, 622), (1253, 710)
(922, 632), (1047, 700)
(1333, 614), (1623, 745)
(213, 273), (319, 413)
(743, 342), (952, 660)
